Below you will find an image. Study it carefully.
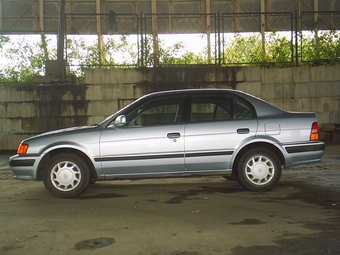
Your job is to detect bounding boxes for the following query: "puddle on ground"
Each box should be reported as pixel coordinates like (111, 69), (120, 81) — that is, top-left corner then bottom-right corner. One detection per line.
(229, 218), (267, 225)
(77, 193), (127, 199)
(172, 252), (204, 255)
(74, 237), (115, 250)
(164, 185), (243, 204)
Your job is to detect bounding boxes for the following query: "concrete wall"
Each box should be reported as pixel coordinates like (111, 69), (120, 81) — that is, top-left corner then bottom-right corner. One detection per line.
(1, 66), (339, 150)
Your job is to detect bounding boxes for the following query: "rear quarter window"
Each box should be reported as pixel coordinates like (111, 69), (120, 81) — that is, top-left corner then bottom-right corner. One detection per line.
(232, 97), (255, 120)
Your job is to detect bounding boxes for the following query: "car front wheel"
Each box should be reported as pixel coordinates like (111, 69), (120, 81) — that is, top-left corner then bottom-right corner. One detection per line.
(237, 148), (282, 192)
(43, 153), (90, 198)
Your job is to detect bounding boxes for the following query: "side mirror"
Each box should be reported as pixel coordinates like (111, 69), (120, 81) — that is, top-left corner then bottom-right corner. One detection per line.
(114, 115), (127, 127)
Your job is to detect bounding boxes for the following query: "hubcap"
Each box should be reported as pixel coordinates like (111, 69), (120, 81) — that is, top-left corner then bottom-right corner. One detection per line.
(50, 161), (82, 191)
(244, 155), (274, 186)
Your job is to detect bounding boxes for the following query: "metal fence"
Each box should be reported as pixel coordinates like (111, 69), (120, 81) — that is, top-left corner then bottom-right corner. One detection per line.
(142, 13), (218, 66)
(300, 11), (340, 65)
(65, 13), (140, 68)
(221, 12), (295, 66)
(63, 11), (340, 70)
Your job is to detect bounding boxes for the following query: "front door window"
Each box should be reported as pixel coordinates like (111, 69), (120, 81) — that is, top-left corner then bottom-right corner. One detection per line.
(126, 97), (184, 126)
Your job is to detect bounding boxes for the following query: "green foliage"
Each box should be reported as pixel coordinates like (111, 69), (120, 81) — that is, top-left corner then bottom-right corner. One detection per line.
(0, 35), (10, 49)
(224, 34), (262, 64)
(66, 36), (98, 77)
(0, 35), (56, 82)
(223, 32), (292, 66)
(160, 45), (208, 65)
(300, 30), (340, 65)
(141, 35), (207, 66)
(0, 30), (340, 82)
(265, 33), (292, 64)
(223, 31), (339, 66)
(66, 35), (138, 77)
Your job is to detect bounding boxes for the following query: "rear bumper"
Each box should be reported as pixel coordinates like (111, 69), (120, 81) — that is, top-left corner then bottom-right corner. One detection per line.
(285, 143), (325, 154)
(283, 141), (325, 168)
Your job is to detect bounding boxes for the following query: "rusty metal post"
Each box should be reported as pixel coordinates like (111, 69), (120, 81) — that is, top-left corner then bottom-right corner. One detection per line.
(260, 0), (266, 61)
(57, 0), (66, 80)
(96, 0), (104, 66)
(206, 0), (211, 64)
(151, 0), (159, 66)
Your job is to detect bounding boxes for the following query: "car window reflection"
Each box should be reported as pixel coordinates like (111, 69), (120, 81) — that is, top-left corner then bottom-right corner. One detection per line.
(125, 96), (184, 127)
(189, 95), (254, 122)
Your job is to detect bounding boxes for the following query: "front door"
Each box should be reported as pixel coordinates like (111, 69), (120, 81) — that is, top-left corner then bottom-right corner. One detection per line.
(99, 95), (186, 176)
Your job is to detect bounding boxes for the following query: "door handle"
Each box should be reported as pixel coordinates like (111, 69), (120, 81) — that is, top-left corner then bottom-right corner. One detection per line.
(167, 133), (181, 139)
(237, 128), (250, 134)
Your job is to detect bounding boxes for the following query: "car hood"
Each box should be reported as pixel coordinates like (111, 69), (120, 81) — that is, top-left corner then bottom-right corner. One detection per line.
(26, 126), (98, 140)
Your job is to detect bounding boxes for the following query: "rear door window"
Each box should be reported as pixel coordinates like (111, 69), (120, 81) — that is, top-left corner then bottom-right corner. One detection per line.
(190, 95), (232, 122)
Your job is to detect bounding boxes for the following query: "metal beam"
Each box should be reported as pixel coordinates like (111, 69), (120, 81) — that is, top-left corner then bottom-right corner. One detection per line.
(66, 0), (72, 33)
(206, 0), (211, 63)
(330, 0), (335, 28)
(39, 0), (44, 30)
(58, 0), (66, 80)
(151, 0), (159, 66)
(96, 0), (104, 65)
(314, 0), (318, 21)
(0, 0), (339, 34)
(0, 0), (2, 30)
(261, 0), (265, 59)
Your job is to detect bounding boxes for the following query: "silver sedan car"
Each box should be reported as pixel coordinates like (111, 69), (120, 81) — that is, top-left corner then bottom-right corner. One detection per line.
(10, 89), (325, 198)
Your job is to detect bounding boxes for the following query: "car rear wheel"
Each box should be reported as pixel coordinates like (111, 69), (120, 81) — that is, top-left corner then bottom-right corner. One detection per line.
(43, 153), (90, 198)
(237, 148), (281, 192)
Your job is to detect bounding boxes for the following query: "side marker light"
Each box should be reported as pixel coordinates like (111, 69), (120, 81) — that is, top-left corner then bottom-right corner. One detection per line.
(17, 144), (29, 154)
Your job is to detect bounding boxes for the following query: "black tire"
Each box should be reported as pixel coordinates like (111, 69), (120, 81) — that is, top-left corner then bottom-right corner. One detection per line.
(237, 148), (282, 192)
(43, 153), (91, 198)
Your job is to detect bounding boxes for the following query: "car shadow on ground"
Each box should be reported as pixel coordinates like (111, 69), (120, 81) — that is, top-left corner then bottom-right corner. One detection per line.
(78, 177), (246, 201)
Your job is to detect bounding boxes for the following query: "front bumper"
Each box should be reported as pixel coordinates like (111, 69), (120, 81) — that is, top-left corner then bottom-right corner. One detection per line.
(9, 155), (38, 180)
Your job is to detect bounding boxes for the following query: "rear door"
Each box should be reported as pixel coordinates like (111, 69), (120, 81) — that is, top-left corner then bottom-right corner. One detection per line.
(184, 93), (258, 171)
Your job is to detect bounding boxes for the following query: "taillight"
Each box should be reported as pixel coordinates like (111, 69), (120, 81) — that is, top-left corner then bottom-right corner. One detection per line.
(17, 143), (29, 154)
(310, 122), (319, 141)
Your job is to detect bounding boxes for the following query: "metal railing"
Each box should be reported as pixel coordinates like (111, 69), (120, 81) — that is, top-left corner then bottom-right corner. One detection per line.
(63, 11), (340, 70)
(300, 11), (340, 65)
(221, 12), (295, 66)
(141, 13), (218, 66)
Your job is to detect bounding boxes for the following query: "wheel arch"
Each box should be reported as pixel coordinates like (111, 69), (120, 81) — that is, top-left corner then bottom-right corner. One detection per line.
(36, 148), (98, 181)
(232, 142), (285, 174)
